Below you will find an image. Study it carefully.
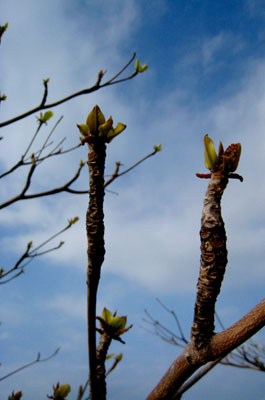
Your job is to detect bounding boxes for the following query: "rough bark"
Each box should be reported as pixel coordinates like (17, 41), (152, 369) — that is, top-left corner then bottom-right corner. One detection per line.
(146, 172), (265, 400)
(191, 172), (228, 350)
(86, 139), (106, 400)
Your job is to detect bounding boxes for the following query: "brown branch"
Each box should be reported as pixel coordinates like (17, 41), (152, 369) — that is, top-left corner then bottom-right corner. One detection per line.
(144, 301), (265, 400)
(104, 147), (160, 188)
(95, 333), (112, 399)
(190, 172), (229, 350)
(208, 298), (265, 360)
(77, 378), (90, 400)
(172, 358), (222, 399)
(0, 116), (65, 179)
(146, 299), (265, 400)
(85, 138), (106, 400)
(0, 53), (137, 128)
(0, 162), (85, 209)
(0, 218), (78, 283)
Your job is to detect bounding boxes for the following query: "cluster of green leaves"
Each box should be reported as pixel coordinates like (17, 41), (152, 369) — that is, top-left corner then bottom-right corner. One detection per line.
(97, 308), (133, 344)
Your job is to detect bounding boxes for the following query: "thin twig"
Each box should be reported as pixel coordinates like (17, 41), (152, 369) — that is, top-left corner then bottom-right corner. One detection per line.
(104, 148), (160, 188)
(0, 53), (137, 128)
(0, 218), (78, 282)
(0, 348), (60, 381)
(0, 162), (85, 209)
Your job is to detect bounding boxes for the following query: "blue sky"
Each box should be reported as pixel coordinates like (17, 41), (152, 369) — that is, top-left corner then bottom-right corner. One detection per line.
(1, 1), (265, 399)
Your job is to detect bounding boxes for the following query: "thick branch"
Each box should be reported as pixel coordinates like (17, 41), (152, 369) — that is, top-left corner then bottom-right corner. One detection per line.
(146, 299), (265, 400)
(86, 139), (106, 400)
(191, 172), (228, 349)
(209, 298), (265, 359)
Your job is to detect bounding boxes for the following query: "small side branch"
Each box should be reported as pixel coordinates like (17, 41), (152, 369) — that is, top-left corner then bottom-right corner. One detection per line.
(0, 348), (59, 381)
(0, 162), (86, 209)
(104, 146), (161, 188)
(0, 217), (79, 283)
(0, 53), (137, 128)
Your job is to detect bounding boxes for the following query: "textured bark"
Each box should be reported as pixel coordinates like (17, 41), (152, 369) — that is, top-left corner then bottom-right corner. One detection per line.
(86, 139), (106, 400)
(191, 172), (228, 349)
(146, 169), (265, 400)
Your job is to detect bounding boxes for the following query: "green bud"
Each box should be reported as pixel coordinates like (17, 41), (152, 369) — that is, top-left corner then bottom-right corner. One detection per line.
(68, 216), (79, 225)
(135, 59), (148, 73)
(153, 144), (162, 152)
(86, 105), (105, 133)
(55, 384), (71, 399)
(0, 23), (8, 43)
(27, 241), (33, 249)
(116, 353), (123, 361)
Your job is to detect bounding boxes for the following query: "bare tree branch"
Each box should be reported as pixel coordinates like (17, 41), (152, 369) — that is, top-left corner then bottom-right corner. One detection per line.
(0, 53), (137, 128)
(146, 299), (265, 400)
(104, 146), (161, 188)
(0, 348), (60, 382)
(0, 217), (79, 283)
(0, 161), (86, 209)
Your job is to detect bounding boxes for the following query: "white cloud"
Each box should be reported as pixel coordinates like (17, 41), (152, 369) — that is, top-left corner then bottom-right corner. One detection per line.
(43, 293), (86, 320)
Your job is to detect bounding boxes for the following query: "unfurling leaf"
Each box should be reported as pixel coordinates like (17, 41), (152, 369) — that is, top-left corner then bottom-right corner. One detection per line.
(204, 134), (218, 170)
(77, 124), (90, 137)
(102, 307), (113, 324)
(68, 216), (79, 225)
(106, 353), (115, 360)
(111, 316), (127, 330)
(42, 111), (53, 122)
(86, 105), (105, 133)
(38, 111), (54, 124)
(106, 122), (126, 143)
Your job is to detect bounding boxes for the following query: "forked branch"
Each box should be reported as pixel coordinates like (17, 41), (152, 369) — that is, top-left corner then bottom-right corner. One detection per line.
(0, 53), (138, 128)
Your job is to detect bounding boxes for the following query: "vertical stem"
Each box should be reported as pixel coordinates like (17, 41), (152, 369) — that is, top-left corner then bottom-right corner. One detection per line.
(191, 172), (228, 349)
(95, 333), (112, 399)
(86, 139), (106, 399)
